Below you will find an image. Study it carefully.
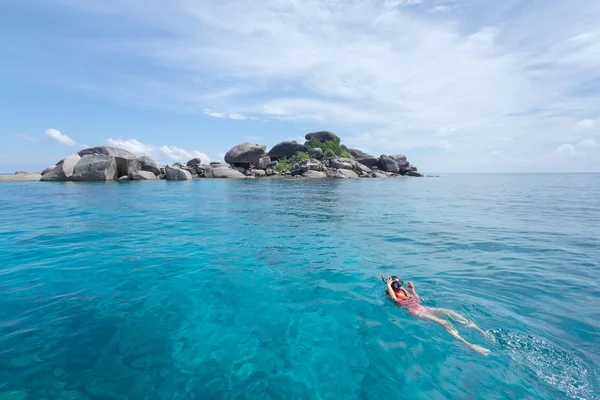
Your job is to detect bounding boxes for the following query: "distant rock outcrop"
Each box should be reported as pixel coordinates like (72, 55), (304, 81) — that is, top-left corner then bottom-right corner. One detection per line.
(5, 131), (425, 183)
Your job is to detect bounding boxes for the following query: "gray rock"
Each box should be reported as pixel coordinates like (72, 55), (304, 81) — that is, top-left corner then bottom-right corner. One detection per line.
(41, 165), (56, 175)
(330, 171), (347, 179)
(377, 155), (400, 174)
(225, 142), (267, 165)
(266, 161), (279, 169)
(41, 153), (81, 181)
(0, 173), (42, 182)
(292, 160), (324, 175)
(338, 169), (359, 178)
(72, 154), (119, 181)
(372, 171), (389, 178)
(130, 171), (157, 180)
(234, 167), (247, 173)
(252, 169), (266, 177)
(309, 147), (324, 160)
(78, 146), (135, 159)
(329, 158), (355, 170)
(348, 148), (370, 158)
(114, 157), (129, 177)
(356, 163), (372, 174)
(408, 170), (424, 177)
(128, 156), (160, 175)
(182, 166), (198, 177)
(118, 176), (130, 181)
(389, 154), (410, 172)
(389, 154), (408, 166)
(14, 170), (27, 174)
(257, 156), (271, 169)
(210, 161), (230, 168)
(268, 141), (307, 160)
(305, 131), (340, 143)
(165, 165), (192, 180)
(265, 168), (277, 176)
(205, 167), (246, 179)
(302, 170), (327, 178)
(186, 158), (204, 167)
(355, 157), (378, 169)
(173, 162), (186, 169)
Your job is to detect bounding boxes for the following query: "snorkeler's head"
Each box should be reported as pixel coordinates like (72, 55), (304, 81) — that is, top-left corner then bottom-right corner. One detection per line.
(390, 276), (403, 291)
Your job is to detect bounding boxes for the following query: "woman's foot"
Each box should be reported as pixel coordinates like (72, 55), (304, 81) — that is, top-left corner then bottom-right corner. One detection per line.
(470, 344), (491, 357)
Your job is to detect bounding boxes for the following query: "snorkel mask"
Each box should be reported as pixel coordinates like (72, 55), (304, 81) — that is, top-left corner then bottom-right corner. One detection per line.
(390, 276), (404, 291)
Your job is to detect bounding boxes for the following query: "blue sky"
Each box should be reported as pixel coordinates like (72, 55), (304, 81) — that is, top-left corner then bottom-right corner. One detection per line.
(1, 0), (599, 173)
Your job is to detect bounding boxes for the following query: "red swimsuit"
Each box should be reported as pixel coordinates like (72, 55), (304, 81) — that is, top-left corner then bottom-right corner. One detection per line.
(394, 288), (424, 315)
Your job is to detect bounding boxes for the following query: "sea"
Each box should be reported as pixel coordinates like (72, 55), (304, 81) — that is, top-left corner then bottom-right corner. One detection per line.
(0, 174), (599, 400)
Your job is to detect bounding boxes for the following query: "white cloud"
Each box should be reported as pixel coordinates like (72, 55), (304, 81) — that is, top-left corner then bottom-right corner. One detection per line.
(203, 109), (247, 120)
(576, 138), (596, 147)
(44, 0), (600, 171)
(575, 119), (598, 131)
(554, 144), (576, 156)
(430, 6), (451, 13)
(106, 138), (154, 155)
(45, 128), (76, 146)
(159, 145), (210, 164)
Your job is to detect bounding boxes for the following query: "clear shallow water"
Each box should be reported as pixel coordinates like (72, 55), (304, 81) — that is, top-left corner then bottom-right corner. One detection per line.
(0, 175), (599, 400)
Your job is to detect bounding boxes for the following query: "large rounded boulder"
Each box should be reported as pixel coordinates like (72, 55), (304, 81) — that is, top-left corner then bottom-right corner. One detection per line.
(305, 131), (340, 143)
(204, 167), (246, 179)
(389, 154), (409, 171)
(72, 154), (119, 181)
(354, 157), (378, 169)
(268, 141), (307, 160)
(130, 171), (157, 180)
(41, 153), (81, 181)
(309, 147), (324, 160)
(165, 166), (192, 180)
(224, 142), (267, 165)
(377, 155), (400, 174)
(127, 156), (160, 176)
(78, 146), (136, 159)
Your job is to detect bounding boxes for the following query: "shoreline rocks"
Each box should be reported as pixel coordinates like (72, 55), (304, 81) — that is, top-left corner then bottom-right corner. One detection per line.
(3, 132), (426, 182)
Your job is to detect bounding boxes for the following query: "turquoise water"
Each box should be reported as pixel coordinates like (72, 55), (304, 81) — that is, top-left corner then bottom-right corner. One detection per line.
(1, 175), (599, 399)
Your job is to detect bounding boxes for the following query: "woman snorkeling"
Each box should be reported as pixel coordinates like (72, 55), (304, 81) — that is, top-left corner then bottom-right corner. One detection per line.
(383, 275), (491, 356)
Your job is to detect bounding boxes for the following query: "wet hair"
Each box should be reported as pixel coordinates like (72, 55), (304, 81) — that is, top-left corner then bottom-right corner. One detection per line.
(391, 277), (403, 291)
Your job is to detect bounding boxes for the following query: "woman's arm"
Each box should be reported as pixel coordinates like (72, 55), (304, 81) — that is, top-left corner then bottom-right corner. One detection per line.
(385, 278), (398, 302)
(407, 282), (420, 300)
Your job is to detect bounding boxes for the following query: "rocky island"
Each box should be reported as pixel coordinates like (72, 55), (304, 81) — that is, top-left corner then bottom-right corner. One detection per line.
(1, 131), (423, 182)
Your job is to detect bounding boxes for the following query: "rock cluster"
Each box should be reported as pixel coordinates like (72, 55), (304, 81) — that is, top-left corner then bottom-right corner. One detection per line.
(3, 131), (424, 182)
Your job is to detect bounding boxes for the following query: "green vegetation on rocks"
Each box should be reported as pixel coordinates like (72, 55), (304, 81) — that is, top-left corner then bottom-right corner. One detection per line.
(276, 152), (310, 172)
(305, 137), (351, 159)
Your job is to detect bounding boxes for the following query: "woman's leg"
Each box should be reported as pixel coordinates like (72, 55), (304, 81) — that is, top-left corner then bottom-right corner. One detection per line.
(428, 308), (489, 338)
(416, 312), (491, 356)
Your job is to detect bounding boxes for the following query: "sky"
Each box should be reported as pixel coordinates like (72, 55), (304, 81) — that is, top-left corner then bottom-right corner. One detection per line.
(1, 0), (599, 173)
